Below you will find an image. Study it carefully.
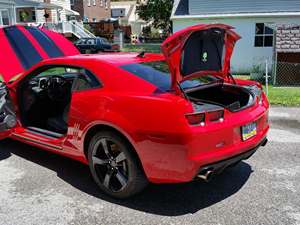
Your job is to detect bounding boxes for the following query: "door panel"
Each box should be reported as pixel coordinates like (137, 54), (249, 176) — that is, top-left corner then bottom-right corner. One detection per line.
(0, 82), (17, 140)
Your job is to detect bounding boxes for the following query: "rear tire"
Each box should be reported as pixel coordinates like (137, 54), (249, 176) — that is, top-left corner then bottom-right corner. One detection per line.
(88, 131), (148, 199)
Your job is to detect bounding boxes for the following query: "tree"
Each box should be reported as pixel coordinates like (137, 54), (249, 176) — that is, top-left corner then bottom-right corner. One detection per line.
(136, 0), (174, 33)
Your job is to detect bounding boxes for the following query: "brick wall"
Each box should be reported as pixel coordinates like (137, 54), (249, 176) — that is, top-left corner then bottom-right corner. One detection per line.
(74, 0), (111, 22)
(71, 0), (84, 20)
(276, 25), (300, 53)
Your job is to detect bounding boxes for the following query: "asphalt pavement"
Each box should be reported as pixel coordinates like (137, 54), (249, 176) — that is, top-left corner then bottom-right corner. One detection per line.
(0, 106), (299, 225)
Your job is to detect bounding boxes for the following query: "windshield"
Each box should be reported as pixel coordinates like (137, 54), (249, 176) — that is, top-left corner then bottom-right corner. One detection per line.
(120, 61), (222, 92)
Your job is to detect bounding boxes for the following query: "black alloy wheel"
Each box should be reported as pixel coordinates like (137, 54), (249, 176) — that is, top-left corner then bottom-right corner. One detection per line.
(88, 131), (148, 198)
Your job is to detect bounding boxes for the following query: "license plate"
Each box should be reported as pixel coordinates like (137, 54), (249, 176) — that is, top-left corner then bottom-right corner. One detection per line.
(242, 122), (257, 141)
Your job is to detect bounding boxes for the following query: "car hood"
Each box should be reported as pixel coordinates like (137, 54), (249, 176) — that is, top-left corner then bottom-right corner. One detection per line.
(0, 25), (79, 82)
(161, 24), (241, 91)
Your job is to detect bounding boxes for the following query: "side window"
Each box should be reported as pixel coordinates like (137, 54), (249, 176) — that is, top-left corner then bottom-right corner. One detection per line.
(72, 68), (101, 91)
(34, 66), (101, 91)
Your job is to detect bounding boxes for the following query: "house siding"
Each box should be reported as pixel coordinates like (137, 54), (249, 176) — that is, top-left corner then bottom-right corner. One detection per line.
(50, 0), (71, 22)
(173, 16), (300, 73)
(189, 0), (300, 15)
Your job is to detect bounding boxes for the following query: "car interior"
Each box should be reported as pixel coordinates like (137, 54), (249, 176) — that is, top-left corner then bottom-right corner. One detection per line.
(17, 66), (100, 137)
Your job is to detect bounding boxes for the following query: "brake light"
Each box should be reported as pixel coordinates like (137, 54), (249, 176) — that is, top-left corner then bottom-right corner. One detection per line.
(207, 110), (224, 122)
(185, 113), (205, 126)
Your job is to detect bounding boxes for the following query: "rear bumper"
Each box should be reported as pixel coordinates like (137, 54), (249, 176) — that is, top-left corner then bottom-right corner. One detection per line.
(141, 104), (269, 184)
(195, 137), (268, 181)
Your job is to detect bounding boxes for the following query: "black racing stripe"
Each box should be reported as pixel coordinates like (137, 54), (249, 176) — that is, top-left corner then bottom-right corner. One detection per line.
(25, 26), (64, 58)
(3, 26), (42, 69)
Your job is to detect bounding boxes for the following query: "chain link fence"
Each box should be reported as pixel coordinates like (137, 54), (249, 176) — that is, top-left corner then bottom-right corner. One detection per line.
(233, 59), (300, 106)
(274, 61), (300, 86)
(235, 59), (300, 87)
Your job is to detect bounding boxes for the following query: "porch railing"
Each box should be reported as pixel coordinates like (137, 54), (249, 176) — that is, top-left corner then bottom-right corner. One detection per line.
(43, 21), (96, 38)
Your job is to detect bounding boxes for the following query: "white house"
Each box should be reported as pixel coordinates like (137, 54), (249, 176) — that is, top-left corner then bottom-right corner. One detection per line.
(171, 0), (300, 74)
(111, 1), (146, 35)
(0, 0), (77, 27)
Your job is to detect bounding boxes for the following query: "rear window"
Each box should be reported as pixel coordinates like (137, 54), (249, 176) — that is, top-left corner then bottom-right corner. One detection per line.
(120, 61), (222, 92)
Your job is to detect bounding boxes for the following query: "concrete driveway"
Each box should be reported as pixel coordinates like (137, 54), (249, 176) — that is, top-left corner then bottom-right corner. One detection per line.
(0, 106), (299, 225)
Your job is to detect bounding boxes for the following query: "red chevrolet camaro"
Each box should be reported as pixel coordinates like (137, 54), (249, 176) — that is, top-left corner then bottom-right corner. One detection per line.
(0, 24), (269, 198)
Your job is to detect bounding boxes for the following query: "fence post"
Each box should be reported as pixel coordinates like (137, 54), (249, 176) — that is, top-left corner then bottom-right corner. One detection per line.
(265, 59), (269, 96)
(119, 30), (124, 50)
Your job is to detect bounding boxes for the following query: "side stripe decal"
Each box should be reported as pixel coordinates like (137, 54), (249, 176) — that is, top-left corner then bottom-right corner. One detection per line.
(3, 26), (42, 70)
(0, 29), (24, 81)
(25, 26), (64, 58)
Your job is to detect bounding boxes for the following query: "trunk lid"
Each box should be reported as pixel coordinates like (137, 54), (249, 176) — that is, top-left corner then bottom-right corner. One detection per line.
(161, 24), (240, 91)
(0, 25), (79, 82)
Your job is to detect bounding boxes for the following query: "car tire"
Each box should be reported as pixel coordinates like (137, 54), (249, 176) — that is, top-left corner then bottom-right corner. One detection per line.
(88, 131), (148, 199)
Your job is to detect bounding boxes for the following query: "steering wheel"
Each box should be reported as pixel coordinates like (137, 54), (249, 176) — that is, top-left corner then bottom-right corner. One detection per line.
(47, 75), (70, 102)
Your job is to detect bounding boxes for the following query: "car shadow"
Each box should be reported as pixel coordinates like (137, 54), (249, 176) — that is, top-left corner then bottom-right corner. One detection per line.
(0, 139), (253, 216)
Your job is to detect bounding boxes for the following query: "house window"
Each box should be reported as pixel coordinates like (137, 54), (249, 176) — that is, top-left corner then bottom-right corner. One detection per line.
(70, 0), (74, 6)
(111, 8), (125, 17)
(87, 0), (91, 7)
(105, 0), (108, 9)
(93, 0), (96, 6)
(100, 0), (103, 6)
(254, 23), (274, 47)
(32, 10), (36, 21)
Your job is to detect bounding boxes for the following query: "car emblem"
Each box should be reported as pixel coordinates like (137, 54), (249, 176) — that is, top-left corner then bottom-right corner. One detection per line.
(202, 52), (208, 62)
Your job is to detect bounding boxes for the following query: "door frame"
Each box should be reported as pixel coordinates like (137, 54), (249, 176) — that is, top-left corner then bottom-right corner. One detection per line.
(0, 9), (10, 26)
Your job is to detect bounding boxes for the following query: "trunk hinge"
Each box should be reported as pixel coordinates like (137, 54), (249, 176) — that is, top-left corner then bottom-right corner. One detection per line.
(227, 73), (237, 84)
(176, 82), (189, 100)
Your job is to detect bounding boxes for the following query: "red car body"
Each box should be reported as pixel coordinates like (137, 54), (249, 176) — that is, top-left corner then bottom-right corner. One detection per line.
(0, 24), (269, 190)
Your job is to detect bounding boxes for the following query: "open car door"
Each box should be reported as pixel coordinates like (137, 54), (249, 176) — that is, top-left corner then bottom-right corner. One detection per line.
(161, 24), (241, 93)
(0, 83), (17, 140)
(0, 25), (79, 140)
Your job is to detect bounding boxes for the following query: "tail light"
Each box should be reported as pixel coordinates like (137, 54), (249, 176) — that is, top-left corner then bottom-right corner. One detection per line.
(207, 110), (224, 122)
(185, 112), (205, 126)
(185, 109), (224, 126)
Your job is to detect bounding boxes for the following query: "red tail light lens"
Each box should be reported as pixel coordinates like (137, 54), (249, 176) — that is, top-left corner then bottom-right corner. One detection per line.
(207, 110), (224, 122)
(185, 113), (205, 125)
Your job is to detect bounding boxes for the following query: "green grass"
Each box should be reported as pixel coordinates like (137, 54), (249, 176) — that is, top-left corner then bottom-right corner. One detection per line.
(233, 75), (250, 80)
(234, 75), (300, 106)
(264, 86), (300, 106)
(122, 44), (161, 53)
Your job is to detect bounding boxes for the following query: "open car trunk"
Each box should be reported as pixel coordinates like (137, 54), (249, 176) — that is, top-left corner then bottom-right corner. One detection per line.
(185, 83), (254, 112)
(161, 24), (256, 112)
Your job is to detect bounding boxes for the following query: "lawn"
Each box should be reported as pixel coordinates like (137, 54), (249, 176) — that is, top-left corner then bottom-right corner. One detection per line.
(232, 75), (300, 106)
(265, 86), (300, 106)
(122, 43), (161, 53)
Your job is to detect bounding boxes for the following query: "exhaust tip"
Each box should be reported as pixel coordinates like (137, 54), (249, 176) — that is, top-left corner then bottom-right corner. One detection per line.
(261, 138), (268, 147)
(197, 170), (213, 182)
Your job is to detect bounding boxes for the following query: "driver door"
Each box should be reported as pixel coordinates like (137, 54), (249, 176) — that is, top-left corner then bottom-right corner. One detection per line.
(0, 82), (17, 140)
